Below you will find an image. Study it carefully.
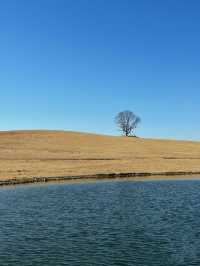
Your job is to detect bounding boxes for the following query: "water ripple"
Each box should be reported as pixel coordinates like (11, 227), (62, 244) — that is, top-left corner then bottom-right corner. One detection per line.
(0, 180), (200, 265)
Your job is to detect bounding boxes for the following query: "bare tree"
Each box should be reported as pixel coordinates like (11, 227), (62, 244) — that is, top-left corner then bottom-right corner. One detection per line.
(115, 110), (141, 136)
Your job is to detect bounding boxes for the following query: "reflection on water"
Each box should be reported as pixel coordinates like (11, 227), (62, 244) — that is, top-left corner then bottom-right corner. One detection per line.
(0, 180), (200, 265)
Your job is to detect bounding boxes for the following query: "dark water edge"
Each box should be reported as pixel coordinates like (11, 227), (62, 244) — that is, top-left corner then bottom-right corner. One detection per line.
(1, 171), (200, 187)
(1, 179), (200, 266)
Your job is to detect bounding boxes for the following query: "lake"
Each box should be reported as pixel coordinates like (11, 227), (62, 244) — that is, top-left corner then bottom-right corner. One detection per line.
(0, 179), (200, 265)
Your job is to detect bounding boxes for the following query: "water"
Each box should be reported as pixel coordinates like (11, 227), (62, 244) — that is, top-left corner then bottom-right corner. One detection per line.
(1, 179), (200, 265)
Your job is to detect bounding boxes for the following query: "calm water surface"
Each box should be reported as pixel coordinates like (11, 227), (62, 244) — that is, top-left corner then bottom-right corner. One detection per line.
(1, 179), (200, 265)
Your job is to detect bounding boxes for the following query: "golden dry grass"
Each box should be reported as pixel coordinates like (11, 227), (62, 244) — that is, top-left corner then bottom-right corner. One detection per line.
(0, 130), (200, 181)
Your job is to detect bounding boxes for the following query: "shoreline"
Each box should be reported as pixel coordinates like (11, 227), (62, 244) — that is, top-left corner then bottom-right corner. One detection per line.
(1, 131), (200, 187)
(1, 171), (200, 187)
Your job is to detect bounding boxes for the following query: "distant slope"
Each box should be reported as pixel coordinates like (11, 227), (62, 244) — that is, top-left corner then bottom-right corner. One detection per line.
(0, 130), (200, 182)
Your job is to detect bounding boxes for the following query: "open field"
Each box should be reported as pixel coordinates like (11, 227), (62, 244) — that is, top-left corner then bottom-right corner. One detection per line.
(0, 130), (200, 184)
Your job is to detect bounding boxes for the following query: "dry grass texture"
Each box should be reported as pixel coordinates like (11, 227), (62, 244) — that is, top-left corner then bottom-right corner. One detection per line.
(0, 130), (200, 181)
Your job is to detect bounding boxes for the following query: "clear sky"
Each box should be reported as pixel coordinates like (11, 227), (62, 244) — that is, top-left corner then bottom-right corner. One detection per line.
(0, 0), (200, 140)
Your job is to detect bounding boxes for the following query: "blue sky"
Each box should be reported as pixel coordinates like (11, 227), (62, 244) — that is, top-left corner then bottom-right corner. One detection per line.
(0, 0), (200, 140)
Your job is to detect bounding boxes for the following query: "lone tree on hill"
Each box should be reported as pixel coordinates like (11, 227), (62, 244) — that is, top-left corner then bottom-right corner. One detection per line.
(115, 110), (141, 136)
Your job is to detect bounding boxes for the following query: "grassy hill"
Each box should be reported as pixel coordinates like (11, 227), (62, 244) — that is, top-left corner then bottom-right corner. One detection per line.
(1, 130), (200, 182)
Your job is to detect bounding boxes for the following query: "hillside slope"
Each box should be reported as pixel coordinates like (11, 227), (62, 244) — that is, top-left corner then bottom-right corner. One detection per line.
(0, 130), (200, 181)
